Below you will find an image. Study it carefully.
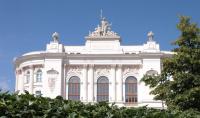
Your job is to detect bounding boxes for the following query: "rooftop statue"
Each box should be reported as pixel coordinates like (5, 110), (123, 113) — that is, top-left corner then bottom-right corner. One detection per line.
(147, 31), (154, 41)
(52, 32), (59, 43)
(88, 13), (119, 38)
(100, 17), (111, 36)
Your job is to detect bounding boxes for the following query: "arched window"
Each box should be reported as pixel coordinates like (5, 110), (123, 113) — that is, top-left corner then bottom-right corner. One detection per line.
(146, 70), (158, 76)
(68, 76), (80, 101)
(36, 69), (42, 82)
(125, 76), (137, 103)
(97, 76), (109, 102)
(25, 71), (30, 84)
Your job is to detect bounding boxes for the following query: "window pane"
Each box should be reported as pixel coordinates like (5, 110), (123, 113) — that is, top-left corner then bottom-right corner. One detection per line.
(68, 76), (80, 101)
(125, 76), (137, 104)
(25, 71), (30, 84)
(36, 70), (42, 82)
(97, 76), (109, 102)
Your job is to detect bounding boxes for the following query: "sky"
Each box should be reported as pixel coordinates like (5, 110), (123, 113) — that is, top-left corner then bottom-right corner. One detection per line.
(0, 0), (200, 92)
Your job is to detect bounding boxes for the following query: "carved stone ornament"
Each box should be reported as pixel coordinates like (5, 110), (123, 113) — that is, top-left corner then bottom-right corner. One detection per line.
(16, 69), (22, 75)
(122, 65), (140, 77)
(47, 69), (59, 93)
(88, 17), (120, 38)
(95, 65), (111, 77)
(48, 77), (56, 93)
(66, 65), (83, 77)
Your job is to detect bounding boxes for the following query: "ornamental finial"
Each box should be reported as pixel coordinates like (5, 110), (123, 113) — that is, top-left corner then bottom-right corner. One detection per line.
(147, 31), (154, 41)
(52, 32), (59, 43)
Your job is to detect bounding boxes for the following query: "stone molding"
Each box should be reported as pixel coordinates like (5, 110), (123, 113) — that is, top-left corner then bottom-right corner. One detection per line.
(66, 65), (83, 80)
(122, 65), (140, 79)
(94, 65), (111, 80)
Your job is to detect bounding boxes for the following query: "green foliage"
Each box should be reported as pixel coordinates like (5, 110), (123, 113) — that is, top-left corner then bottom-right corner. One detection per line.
(0, 91), (200, 117)
(141, 16), (200, 112)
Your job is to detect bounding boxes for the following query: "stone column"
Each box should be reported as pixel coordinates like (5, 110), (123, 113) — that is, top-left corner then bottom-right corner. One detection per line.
(88, 64), (94, 102)
(83, 64), (88, 102)
(116, 65), (123, 102)
(111, 65), (116, 102)
(29, 66), (34, 94)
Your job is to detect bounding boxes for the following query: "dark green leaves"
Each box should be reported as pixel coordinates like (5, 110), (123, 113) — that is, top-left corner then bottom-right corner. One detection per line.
(0, 91), (200, 117)
(141, 16), (200, 112)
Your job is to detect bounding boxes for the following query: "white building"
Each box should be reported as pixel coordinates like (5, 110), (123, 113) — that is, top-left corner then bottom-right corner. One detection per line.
(14, 16), (172, 108)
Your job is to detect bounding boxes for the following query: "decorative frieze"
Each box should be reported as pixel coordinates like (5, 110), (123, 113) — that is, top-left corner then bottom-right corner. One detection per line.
(21, 64), (44, 72)
(66, 65), (83, 78)
(16, 69), (22, 75)
(122, 65), (140, 77)
(94, 65), (111, 78)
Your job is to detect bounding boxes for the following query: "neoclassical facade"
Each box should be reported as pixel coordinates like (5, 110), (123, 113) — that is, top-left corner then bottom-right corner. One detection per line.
(14, 16), (172, 108)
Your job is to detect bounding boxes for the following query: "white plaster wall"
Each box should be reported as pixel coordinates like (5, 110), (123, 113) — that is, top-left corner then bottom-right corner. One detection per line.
(43, 59), (63, 98)
(138, 58), (161, 106)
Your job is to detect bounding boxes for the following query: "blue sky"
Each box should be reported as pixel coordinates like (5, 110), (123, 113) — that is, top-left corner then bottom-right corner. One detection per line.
(0, 0), (199, 91)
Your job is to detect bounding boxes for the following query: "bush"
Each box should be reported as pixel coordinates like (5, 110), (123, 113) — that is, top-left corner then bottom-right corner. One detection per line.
(0, 91), (200, 118)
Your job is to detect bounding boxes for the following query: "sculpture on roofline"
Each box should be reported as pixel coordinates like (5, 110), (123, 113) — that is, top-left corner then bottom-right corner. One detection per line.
(147, 31), (154, 41)
(101, 17), (110, 36)
(88, 11), (119, 38)
(52, 32), (59, 43)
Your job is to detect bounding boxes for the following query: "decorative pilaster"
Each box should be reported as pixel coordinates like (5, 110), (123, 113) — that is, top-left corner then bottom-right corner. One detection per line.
(16, 69), (22, 92)
(110, 64), (116, 102)
(21, 69), (25, 93)
(88, 64), (94, 102)
(83, 64), (88, 102)
(29, 66), (34, 94)
(116, 65), (123, 102)
(15, 69), (19, 91)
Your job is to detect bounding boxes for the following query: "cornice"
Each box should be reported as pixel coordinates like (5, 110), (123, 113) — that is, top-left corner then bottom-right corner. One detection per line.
(14, 51), (172, 68)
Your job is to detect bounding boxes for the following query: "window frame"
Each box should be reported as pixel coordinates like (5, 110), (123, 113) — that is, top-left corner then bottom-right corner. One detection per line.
(68, 76), (80, 101)
(97, 76), (109, 102)
(36, 69), (42, 83)
(25, 71), (30, 84)
(125, 76), (138, 104)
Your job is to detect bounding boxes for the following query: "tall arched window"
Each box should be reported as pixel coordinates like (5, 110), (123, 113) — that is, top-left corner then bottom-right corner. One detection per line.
(125, 76), (137, 103)
(36, 69), (42, 82)
(68, 76), (80, 101)
(25, 71), (30, 84)
(97, 76), (109, 102)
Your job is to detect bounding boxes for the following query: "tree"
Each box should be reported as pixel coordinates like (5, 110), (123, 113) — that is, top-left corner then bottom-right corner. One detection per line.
(141, 16), (200, 111)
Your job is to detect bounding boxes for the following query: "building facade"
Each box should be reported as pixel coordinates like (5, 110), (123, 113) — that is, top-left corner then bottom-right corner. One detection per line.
(14, 16), (172, 108)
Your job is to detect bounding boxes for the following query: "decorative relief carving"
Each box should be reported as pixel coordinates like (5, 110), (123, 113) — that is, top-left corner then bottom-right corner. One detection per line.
(122, 65), (140, 77)
(16, 69), (22, 75)
(66, 65), (83, 77)
(47, 69), (59, 93)
(146, 70), (158, 76)
(48, 77), (56, 93)
(33, 64), (44, 68)
(94, 65), (111, 78)
(21, 64), (44, 72)
(87, 17), (120, 38)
